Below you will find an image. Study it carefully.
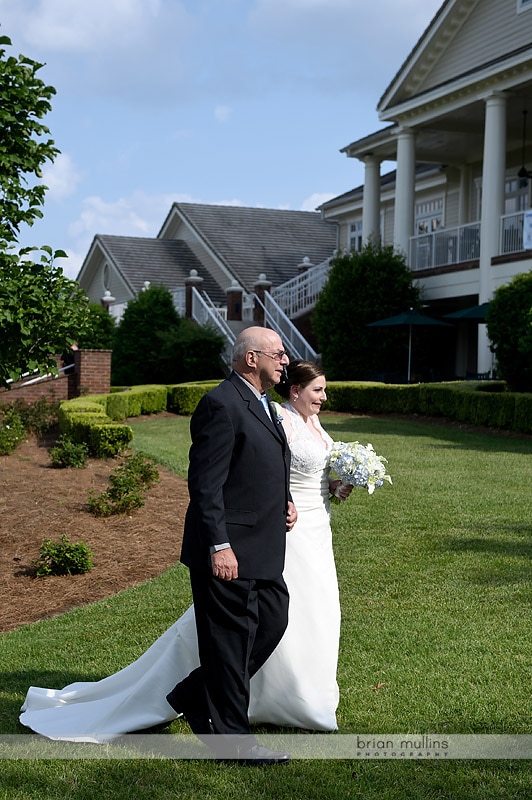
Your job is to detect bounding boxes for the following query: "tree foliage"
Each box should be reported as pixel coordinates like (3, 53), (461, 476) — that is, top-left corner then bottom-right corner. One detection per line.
(0, 36), (58, 242)
(487, 272), (532, 392)
(0, 247), (90, 386)
(76, 303), (116, 350)
(312, 243), (420, 380)
(0, 35), (91, 385)
(111, 285), (225, 385)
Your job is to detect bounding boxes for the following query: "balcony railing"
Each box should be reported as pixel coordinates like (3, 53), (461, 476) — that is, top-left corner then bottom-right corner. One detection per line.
(409, 222), (481, 271)
(409, 211), (530, 271)
(500, 211), (526, 255)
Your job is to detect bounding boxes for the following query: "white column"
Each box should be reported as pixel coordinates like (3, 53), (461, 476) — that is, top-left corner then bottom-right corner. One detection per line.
(478, 92), (506, 373)
(393, 127), (416, 259)
(361, 155), (381, 244)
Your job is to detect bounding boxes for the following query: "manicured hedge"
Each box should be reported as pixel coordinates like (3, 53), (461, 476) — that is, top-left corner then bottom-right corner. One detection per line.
(58, 404), (133, 458)
(59, 379), (532, 454)
(167, 382), (221, 415)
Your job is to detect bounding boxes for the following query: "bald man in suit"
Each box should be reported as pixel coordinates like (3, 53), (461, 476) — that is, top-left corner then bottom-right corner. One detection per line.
(166, 327), (297, 764)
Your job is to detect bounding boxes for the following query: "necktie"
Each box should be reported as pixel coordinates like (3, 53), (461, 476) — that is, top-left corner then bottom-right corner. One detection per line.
(260, 394), (272, 421)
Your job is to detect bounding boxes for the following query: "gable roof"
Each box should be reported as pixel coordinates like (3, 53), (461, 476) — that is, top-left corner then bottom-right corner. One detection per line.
(96, 234), (226, 304)
(378, 0), (532, 117)
(161, 203), (338, 292)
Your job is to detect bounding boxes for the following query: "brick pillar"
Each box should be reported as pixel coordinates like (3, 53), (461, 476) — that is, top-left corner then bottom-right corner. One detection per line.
(76, 350), (112, 396)
(253, 273), (272, 324)
(225, 280), (243, 321)
(185, 270), (204, 319)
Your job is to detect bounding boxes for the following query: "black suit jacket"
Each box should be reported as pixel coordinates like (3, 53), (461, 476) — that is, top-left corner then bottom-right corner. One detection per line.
(180, 372), (292, 580)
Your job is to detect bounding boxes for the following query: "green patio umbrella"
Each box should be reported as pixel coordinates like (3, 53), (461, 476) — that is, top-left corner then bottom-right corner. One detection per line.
(443, 302), (491, 322)
(367, 308), (452, 383)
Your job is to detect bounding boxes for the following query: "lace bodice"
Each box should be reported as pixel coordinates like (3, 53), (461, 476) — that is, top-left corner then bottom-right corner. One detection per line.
(281, 402), (332, 475)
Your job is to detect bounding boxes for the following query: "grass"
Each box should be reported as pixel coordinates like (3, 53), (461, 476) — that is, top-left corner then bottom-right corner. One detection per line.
(1, 413), (531, 799)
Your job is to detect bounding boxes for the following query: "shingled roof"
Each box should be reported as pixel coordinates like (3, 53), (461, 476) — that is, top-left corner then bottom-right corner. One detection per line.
(167, 203), (338, 292)
(96, 234), (226, 304)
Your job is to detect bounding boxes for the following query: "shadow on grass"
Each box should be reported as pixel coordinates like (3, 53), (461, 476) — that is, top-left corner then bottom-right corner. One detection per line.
(321, 414), (532, 455)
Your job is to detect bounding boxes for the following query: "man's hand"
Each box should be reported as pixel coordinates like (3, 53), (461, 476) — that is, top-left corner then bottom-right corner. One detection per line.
(286, 501), (298, 531)
(211, 547), (239, 581)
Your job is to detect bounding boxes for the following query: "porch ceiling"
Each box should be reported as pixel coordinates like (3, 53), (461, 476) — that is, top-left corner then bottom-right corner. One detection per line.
(345, 79), (532, 168)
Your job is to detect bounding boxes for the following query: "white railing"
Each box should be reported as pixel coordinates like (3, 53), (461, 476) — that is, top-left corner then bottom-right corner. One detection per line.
(5, 364), (72, 390)
(271, 258), (332, 317)
(174, 287), (317, 369)
(500, 211), (525, 254)
(190, 287), (236, 369)
(257, 291), (317, 362)
(409, 222), (481, 271)
(173, 288), (186, 317)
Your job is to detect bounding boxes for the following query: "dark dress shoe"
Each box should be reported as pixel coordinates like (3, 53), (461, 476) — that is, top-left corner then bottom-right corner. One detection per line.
(237, 744), (291, 766)
(166, 691), (213, 739)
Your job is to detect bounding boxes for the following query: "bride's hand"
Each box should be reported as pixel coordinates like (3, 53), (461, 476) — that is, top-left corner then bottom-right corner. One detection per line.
(329, 480), (352, 501)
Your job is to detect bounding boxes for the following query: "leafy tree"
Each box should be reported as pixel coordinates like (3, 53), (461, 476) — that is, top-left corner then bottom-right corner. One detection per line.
(0, 35), (58, 242)
(0, 35), (90, 385)
(77, 302), (116, 350)
(158, 320), (226, 383)
(0, 246), (89, 386)
(312, 242), (420, 380)
(487, 272), (532, 392)
(111, 285), (224, 385)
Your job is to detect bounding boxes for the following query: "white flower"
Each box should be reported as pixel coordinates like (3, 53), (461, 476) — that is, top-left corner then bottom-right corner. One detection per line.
(270, 401), (284, 423)
(329, 440), (392, 496)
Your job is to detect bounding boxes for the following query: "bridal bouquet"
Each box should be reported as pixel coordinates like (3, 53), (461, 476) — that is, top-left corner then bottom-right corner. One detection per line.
(329, 440), (392, 500)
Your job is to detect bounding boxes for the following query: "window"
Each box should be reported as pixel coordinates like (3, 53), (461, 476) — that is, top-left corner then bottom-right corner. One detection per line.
(415, 198), (444, 235)
(517, 0), (532, 12)
(504, 177), (530, 214)
(102, 262), (111, 291)
(349, 220), (363, 252)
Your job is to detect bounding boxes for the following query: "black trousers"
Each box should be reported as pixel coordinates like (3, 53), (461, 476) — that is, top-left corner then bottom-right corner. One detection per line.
(176, 569), (289, 736)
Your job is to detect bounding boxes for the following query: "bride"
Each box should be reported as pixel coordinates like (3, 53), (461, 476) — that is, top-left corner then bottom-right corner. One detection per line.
(20, 361), (350, 742)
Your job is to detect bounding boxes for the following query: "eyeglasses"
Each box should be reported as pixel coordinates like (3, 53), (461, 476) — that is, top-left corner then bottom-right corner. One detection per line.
(252, 349), (288, 362)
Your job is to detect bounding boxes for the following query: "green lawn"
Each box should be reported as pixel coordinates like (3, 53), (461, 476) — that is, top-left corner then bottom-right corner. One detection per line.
(1, 414), (530, 799)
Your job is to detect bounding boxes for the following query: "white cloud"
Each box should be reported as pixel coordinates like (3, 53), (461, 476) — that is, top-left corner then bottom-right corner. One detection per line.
(300, 192), (336, 212)
(2, 0), (169, 53)
(0, 0), (198, 104)
(54, 249), (86, 281)
(42, 153), (83, 200)
(68, 190), (178, 241)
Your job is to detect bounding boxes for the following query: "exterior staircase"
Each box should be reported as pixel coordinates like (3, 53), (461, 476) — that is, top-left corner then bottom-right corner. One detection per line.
(175, 257), (332, 371)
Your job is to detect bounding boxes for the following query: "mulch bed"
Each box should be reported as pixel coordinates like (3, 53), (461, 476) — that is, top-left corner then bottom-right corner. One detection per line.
(2, 413), (528, 634)
(0, 431), (188, 633)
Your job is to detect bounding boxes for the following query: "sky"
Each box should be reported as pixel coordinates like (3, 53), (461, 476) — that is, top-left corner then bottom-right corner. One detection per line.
(1, 0), (444, 280)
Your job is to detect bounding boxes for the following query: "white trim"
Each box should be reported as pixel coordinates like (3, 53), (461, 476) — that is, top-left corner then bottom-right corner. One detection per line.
(517, 0), (532, 14)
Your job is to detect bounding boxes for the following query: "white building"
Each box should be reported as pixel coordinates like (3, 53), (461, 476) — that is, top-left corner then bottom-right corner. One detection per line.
(321, 0), (532, 377)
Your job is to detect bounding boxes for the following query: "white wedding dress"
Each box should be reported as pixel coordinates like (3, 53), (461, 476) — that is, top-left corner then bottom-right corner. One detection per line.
(19, 403), (340, 741)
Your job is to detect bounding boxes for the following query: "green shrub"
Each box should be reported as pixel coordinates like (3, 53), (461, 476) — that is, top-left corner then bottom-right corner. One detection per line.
(49, 435), (89, 468)
(87, 422), (133, 458)
(33, 535), (93, 577)
(487, 271), (532, 391)
(0, 406), (25, 455)
(111, 285), (225, 385)
(312, 243), (420, 380)
(88, 452), (159, 517)
(9, 396), (59, 435)
(167, 382), (219, 414)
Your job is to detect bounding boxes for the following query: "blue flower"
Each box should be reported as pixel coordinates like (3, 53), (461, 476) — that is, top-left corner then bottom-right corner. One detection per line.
(329, 440), (392, 497)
